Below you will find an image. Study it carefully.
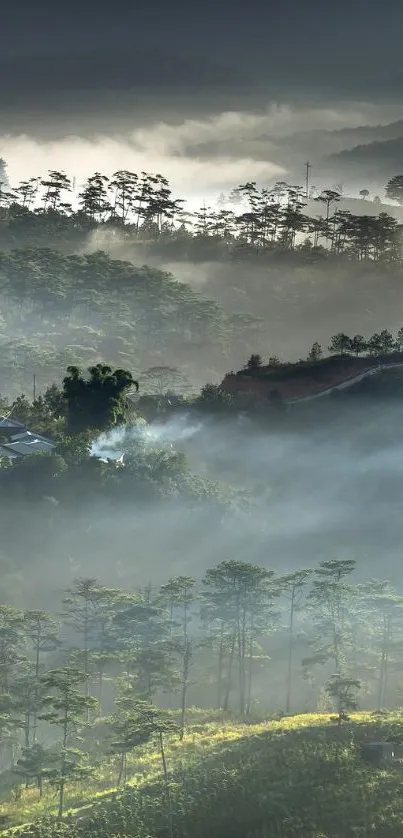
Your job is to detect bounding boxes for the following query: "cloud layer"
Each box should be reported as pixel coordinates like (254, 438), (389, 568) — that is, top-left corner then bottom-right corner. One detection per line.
(2, 103), (402, 205)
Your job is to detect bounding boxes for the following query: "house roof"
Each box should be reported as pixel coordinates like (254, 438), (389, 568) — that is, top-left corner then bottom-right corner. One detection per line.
(1, 434), (54, 456)
(0, 417), (27, 433)
(0, 422), (55, 458)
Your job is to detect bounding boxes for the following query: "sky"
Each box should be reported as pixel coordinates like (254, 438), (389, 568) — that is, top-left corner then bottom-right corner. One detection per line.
(1, 0), (403, 201)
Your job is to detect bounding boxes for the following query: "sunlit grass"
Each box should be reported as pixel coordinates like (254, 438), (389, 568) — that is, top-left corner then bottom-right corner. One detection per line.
(3, 710), (403, 834)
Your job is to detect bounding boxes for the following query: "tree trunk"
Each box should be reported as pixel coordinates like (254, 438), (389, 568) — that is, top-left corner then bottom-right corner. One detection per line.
(238, 608), (247, 716)
(58, 779), (65, 818)
(33, 633), (41, 743)
(223, 634), (236, 711)
(245, 633), (253, 716)
(117, 750), (126, 786)
(58, 713), (68, 817)
(24, 713), (30, 749)
(378, 618), (388, 711)
(286, 592), (295, 715)
(216, 627), (224, 709)
(159, 732), (173, 838)
(179, 641), (191, 741)
(98, 670), (104, 716)
(84, 603), (90, 722)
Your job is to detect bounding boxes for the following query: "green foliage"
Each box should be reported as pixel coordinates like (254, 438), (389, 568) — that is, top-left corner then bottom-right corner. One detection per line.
(304, 560), (356, 676)
(13, 744), (59, 797)
(39, 667), (98, 816)
(9, 714), (403, 838)
(62, 364), (138, 434)
(197, 384), (233, 411)
(325, 674), (361, 725)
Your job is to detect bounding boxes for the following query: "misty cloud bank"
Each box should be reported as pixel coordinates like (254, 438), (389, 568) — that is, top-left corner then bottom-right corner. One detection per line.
(2, 101), (402, 206)
(8, 398), (400, 612)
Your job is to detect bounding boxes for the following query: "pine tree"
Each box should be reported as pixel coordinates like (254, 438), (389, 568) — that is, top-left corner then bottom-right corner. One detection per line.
(304, 560), (356, 677)
(39, 667), (97, 816)
(325, 674), (361, 726)
(23, 610), (60, 741)
(110, 698), (178, 836)
(202, 562), (278, 716)
(62, 578), (100, 718)
(158, 577), (196, 738)
(279, 570), (311, 714)
(13, 743), (59, 797)
(307, 342), (322, 362)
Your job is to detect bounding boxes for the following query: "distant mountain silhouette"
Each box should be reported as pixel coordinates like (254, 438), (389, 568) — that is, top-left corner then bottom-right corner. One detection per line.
(257, 120), (403, 159)
(328, 135), (403, 180)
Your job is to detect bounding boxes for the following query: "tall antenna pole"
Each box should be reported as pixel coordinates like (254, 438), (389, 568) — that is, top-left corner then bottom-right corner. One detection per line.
(305, 161), (311, 200)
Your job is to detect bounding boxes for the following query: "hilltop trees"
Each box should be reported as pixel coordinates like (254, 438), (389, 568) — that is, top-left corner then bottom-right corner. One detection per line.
(307, 342), (322, 362)
(0, 158), (9, 197)
(246, 354), (263, 370)
(326, 328), (403, 359)
(78, 173), (111, 220)
(40, 172), (72, 213)
(1, 165), (403, 263)
(350, 335), (367, 356)
(328, 334), (352, 355)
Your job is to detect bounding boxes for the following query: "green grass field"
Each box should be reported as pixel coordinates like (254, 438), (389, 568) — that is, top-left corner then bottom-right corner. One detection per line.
(3, 711), (403, 838)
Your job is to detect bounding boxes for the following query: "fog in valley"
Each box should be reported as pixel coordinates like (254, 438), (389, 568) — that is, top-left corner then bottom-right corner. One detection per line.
(6, 396), (403, 606)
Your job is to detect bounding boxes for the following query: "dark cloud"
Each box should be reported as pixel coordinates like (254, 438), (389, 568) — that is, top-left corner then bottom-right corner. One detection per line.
(1, 0), (403, 122)
(1, 0), (402, 193)
(0, 50), (249, 102)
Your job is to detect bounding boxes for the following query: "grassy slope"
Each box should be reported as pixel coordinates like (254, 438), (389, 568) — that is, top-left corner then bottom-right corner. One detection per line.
(3, 711), (403, 837)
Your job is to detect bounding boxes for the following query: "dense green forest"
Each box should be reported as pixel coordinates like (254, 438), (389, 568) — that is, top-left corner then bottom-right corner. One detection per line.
(1, 163), (403, 398)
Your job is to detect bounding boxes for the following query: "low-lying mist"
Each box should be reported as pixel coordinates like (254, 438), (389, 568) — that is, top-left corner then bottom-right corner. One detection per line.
(9, 396), (401, 613)
(79, 227), (403, 363)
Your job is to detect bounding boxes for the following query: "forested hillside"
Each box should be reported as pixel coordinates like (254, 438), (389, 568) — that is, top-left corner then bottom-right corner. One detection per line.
(2, 163), (403, 837)
(0, 248), (241, 397)
(2, 166), (403, 396)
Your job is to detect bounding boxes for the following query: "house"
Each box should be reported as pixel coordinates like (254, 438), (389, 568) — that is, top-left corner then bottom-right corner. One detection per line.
(0, 417), (55, 459)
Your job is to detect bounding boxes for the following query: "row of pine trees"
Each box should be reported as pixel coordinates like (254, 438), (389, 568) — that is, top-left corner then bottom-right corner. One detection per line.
(1, 163), (403, 259)
(1, 559), (403, 813)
